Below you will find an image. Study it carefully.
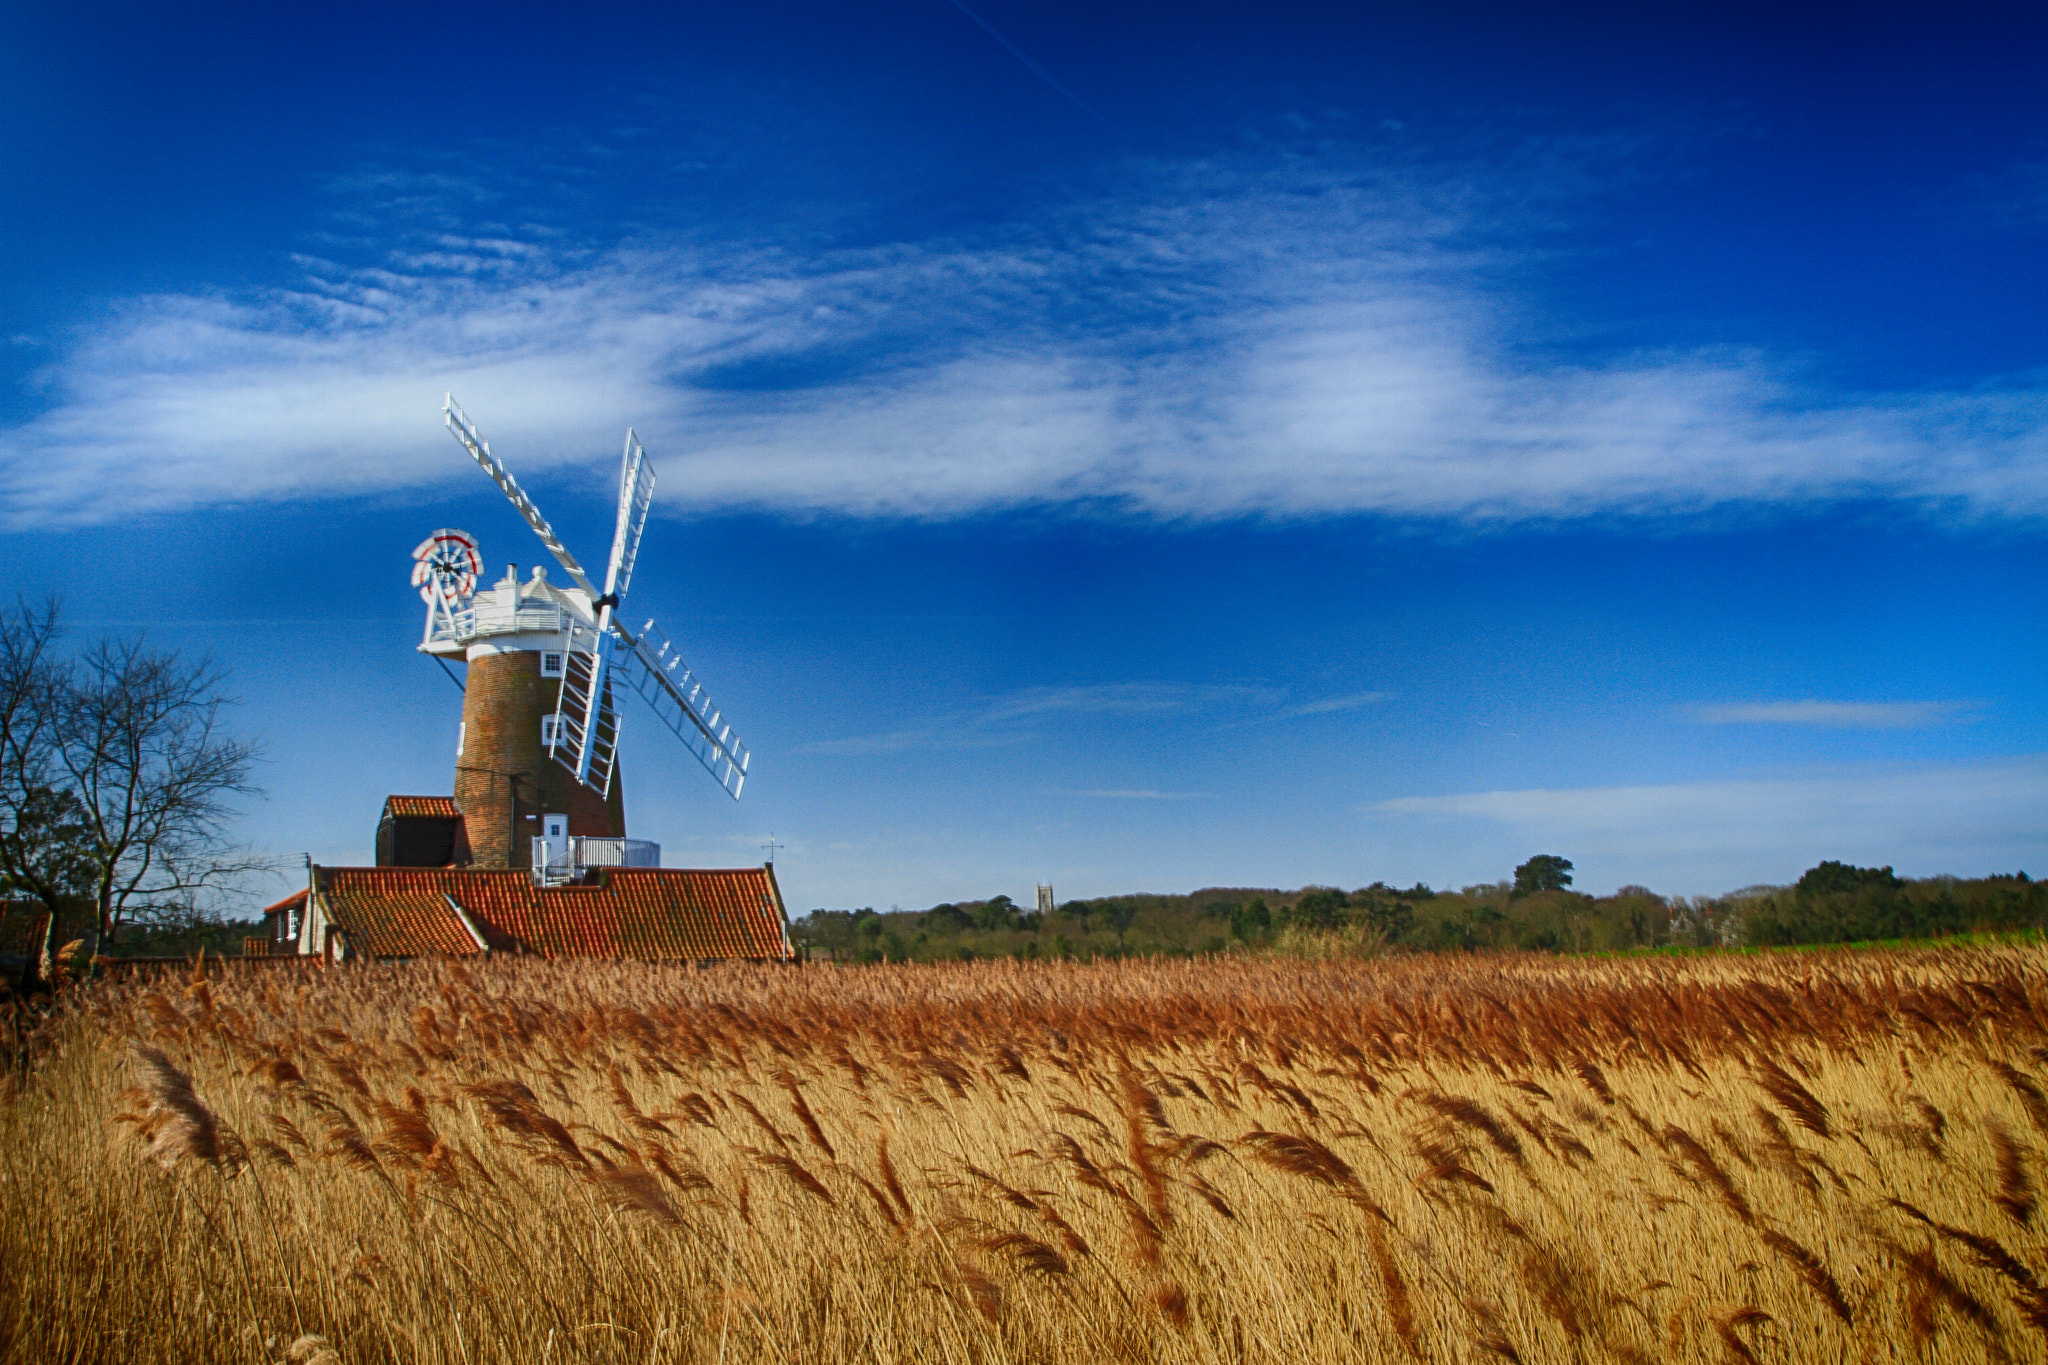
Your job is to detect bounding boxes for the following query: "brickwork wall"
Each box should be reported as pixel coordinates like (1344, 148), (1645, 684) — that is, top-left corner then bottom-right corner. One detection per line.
(454, 651), (626, 868)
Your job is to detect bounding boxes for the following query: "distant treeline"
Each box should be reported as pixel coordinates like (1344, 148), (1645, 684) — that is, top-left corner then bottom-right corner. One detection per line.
(0, 896), (257, 967)
(788, 858), (2043, 964)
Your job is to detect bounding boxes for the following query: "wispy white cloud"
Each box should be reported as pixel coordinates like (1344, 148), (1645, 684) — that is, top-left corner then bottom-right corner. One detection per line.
(1686, 699), (1976, 728)
(1278, 691), (1393, 719)
(986, 683), (1279, 722)
(1363, 756), (2048, 892)
(7, 153), (2048, 529)
(1071, 789), (1213, 800)
(803, 682), (1279, 755)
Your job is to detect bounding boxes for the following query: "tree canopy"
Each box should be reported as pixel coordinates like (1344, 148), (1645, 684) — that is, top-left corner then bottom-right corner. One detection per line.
(1513, 855), (1574, 896)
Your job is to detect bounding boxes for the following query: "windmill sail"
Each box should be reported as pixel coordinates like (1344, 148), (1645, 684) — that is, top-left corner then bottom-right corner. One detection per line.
(550, 620), (625, 793)
(443, 396), (602, 600)
(605, 431), (656, 606)
(614, 621), (749, 798)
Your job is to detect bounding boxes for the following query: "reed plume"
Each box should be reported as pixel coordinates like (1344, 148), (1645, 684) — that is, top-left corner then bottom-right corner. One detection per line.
(121, 1044), (238, 1169)
(1991, 1120), (2036, 1226)
(1759, 1228), (1850, 1323)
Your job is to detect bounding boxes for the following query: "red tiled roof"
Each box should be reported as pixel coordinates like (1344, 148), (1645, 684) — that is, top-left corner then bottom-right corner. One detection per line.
(383, 795), (461, 819)
(260, 889), (307, 920)
(319, 868), (481, 958)
(313, 865), (792, 962)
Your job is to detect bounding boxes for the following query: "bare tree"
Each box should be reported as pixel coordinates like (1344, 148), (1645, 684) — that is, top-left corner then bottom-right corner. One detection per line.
(0, 600), (266, 968)
(0, 600), (75, 980)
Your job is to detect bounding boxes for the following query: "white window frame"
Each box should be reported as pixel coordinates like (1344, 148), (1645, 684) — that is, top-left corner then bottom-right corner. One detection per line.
(540, 650), (565, 678)
(541, 714), (561, 748)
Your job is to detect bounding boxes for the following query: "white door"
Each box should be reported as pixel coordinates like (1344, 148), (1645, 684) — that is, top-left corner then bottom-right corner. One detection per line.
(541, 814), (570, 868)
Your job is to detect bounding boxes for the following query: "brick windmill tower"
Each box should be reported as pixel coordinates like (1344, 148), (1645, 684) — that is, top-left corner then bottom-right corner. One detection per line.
(408, 398), (750, 877)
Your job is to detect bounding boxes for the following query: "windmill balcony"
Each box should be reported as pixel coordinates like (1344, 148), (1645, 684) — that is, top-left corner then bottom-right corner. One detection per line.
(427, 597), (571, 651)
(532, 835), (661, 886)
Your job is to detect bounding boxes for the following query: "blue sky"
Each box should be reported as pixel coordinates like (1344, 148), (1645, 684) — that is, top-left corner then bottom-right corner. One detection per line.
(4, 1), (2044, 911)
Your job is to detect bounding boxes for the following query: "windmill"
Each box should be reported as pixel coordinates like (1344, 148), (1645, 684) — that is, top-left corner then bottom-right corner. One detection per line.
(413, 395), (750, 877)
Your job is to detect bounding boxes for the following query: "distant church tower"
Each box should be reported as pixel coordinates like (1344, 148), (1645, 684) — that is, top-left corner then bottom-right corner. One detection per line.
(423, 561), (625, 869)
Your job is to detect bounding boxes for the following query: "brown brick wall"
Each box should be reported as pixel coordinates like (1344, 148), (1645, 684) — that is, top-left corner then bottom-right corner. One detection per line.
(454, 651), (626, 868)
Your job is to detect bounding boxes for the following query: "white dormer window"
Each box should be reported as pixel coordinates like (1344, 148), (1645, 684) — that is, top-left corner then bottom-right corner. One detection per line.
(541, 715), (562, 748)
(540, 651), (565, 678)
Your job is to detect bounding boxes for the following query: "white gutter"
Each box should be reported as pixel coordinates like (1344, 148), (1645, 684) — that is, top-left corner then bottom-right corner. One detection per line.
(445, 894), (491, 956)
(762, 862), (796, 961)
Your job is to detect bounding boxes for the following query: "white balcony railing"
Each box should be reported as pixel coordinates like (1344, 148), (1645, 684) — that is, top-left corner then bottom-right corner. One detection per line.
(427, 597), (572, 651)
(531, 836), (661, 885)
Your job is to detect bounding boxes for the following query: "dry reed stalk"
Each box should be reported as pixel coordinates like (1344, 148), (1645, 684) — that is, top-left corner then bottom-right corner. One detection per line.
(977, 1229), (1070, 1277)
(1714, 1306), (1771, 1364)
(877, 1131), (914, 1223)
(1897, 1238), (2005, 1353)
(1409, 1090), (1526, 1168)
(1363, 1214), (1422, 1359)
(853, 1173), (903, 1231)
(1238, 1128), (1421, 1356)
(1148, 1280), (1191, 1329)
(1752, 1105), (1823, 1200)
(118, 1044), (241, 1169)
(1660, 1124), (1754, 1225)
(1573, 1061), (1615, 1105)
(1999, 1063), (2048, 1139)
(955, 1260), (1003, 1322)
(1752, 1057), (1831, 1138)
(1887, 1197), (2048, 1339)
(1418, 1161), (1494, 1194)
(665, 1091), (719, 1128)
(465, 1078), (589, 1170)
(737, 1147), (836, 1205)
(1520, 1241), (1593, 1340)
(777, 1070), (836, 1161)
(962, 1162), (1037, 1211)
(1913, 1094), (1948, 1150)
(728, 1092), (794, 1153)
(1121, 1071), (1174, 1231)
(1054, 1102), (1111, 1136)
(829, 1040), (871, 1091)
(286, 1333), (342, 1365)
(605, 1064), (673, 1138)
(1758, 1228), (1851, 1323)
(588, 1166), (685, 1226)
(1029, 1197), (1092, 1258)
(1990, 1119), (2037, 1226)
(1180, 1169), (1236, 1219)
(1464, 1296), (1521, 1361)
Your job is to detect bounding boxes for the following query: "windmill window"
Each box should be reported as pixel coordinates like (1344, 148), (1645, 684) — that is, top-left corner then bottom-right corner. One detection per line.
(540, 652), (565, 677)
(541, 715), (562, 747)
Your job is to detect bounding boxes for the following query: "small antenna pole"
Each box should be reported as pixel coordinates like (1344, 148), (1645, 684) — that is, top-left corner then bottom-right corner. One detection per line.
(762, 834), (786, 865)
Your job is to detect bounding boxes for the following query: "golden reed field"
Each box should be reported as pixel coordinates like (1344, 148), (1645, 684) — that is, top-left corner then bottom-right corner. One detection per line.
(7, 946), (2048, 1363)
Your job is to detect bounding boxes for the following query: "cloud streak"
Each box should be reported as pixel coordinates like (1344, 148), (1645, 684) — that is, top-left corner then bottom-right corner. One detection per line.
(1071, 789), (1212, 800)
(1686, 700), (1975, 728)
(803, 682), (1280, 756)
(1277, 691), (1394, 719)
(7, 153), (2048, 529)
